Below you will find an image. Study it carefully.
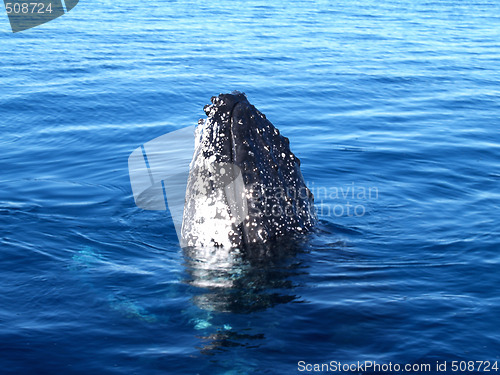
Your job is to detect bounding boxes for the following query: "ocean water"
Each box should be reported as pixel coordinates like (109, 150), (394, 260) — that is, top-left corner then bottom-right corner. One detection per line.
(1, 0), (500, 374)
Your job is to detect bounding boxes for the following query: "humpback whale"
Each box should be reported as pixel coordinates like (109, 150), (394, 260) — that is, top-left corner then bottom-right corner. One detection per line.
(181, 92), (316, 249)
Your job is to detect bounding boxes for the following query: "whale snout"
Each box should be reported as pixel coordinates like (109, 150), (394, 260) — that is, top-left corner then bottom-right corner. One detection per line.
(181, 92), (316, 249)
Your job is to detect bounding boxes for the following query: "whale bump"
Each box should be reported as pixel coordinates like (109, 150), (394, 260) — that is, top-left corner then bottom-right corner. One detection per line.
(181, 92), (316, 249)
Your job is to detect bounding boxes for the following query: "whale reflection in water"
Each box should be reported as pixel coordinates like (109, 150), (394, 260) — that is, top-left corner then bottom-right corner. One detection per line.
(183, 239), (309, 355)
(183, 240), (307, 314)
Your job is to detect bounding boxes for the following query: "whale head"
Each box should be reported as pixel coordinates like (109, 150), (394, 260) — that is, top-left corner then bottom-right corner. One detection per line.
(181, 92), (316, 250)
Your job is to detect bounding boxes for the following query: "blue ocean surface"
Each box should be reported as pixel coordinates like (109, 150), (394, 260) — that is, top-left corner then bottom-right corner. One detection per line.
(1, 0), (500, 374)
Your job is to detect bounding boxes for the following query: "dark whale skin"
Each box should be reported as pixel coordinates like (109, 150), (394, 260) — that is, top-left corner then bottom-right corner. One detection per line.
(181, 92), (316, 249)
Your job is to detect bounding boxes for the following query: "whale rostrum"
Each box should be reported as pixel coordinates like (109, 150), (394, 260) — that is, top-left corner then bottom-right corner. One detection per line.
(181, 92), (316, 249)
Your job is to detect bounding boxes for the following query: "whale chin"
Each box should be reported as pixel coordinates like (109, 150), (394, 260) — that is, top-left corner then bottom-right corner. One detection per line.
(181, 92), (316, 250)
